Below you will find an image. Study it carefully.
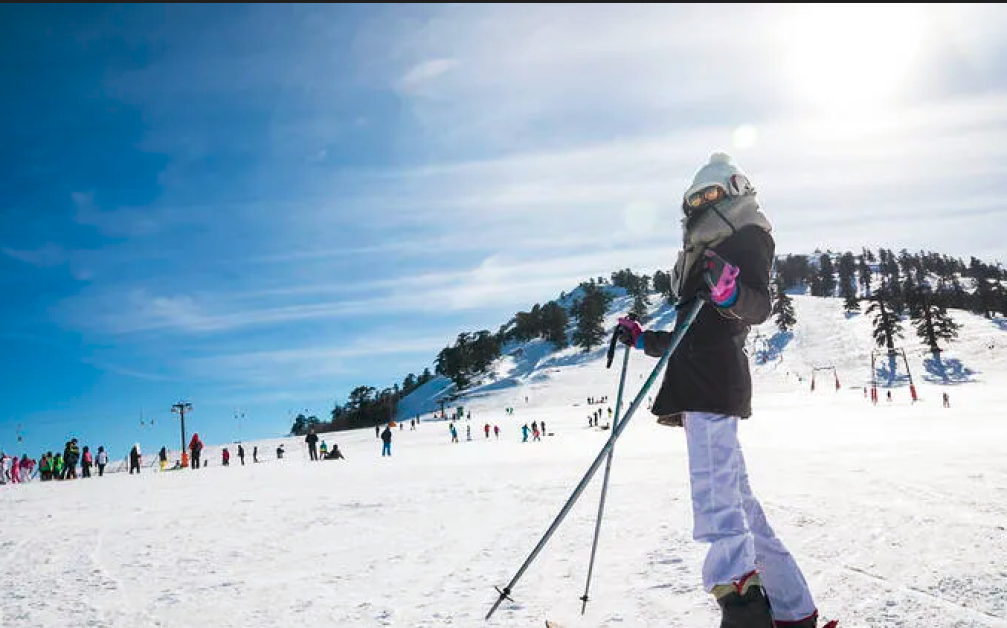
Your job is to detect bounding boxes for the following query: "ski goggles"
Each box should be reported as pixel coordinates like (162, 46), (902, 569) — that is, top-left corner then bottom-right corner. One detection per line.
(683, 173), (755, 217)
(684, 184), (728, 216)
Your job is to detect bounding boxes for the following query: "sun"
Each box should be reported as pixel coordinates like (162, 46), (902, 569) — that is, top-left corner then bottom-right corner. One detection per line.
(778, 4), (929, 117)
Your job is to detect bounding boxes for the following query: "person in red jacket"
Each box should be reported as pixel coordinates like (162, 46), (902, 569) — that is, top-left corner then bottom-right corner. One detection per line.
(189, 433), (204, 470)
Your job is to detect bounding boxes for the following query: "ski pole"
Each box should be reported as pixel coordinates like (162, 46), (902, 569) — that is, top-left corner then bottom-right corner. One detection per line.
(485, 297), (706, 621)
(580, 337), (631, 614)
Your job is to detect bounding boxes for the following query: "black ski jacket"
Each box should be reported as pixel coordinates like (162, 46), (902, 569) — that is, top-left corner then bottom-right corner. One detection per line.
(642, 225), (774, 419)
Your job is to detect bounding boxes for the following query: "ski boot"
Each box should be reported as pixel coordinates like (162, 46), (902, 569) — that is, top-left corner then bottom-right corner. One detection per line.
(712, 571), (774, 628)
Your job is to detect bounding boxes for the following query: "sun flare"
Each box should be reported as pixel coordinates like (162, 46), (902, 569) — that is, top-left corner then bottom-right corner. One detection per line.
(779, 4), (929, 118)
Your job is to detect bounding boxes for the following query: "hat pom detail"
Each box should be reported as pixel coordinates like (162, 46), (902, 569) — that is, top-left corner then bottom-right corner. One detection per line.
(708, 152), (733, 165)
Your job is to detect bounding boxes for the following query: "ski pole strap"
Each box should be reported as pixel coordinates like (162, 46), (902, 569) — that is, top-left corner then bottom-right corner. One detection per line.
(606, 312), (638, 369)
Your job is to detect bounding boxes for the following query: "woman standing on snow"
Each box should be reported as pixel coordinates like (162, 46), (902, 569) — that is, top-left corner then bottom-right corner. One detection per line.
(189, 433), (204, 469)
(616, 153), (827, 628)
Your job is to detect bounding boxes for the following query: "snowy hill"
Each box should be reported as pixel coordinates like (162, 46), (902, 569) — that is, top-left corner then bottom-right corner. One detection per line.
(4, 295), (1007, 627)
(401, 288), (1007, 421)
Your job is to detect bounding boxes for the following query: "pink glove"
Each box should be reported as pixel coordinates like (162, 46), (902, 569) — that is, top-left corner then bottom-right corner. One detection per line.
(616, 315), (643, 348)
(703, 250), (740, 306)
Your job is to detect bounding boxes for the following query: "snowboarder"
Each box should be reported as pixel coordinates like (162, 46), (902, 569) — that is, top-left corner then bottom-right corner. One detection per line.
(493, 425), (500, 439)
(222, 448), (230, 466)
(158, 446), (168, 471)
(306, 429), (319, 461)
(252, 446), (259, 463)
(541, 420), (546, 436)
(532, 424), (541, 442)
(189, 433), (204, 469)
(96, 446), (108, 477)
(484, 423), (490, 439)
(615, 153), (825, 628)
(381, 425), (392, 457)
(449, 422), (458, 443)
(521, 424), (529, 442)
(237, 444), (245, 465)
(943, 392), (950, 408)
(276, 444), (285, 459)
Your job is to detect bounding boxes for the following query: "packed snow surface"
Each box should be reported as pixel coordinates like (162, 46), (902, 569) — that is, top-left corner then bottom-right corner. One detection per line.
(3, 296), (1007, 627)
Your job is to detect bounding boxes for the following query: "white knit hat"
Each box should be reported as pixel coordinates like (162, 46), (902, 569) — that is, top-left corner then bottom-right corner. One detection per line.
(683, 152), (755, 205)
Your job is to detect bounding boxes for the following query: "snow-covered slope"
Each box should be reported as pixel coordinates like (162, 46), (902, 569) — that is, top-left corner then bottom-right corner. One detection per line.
(3, 296), (1007, 627)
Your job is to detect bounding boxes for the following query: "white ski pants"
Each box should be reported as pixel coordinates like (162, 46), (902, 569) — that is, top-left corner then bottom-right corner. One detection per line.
(683, 412), (816, 622)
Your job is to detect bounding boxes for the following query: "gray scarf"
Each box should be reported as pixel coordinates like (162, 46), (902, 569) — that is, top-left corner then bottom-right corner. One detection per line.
(670, 195), (772, 299)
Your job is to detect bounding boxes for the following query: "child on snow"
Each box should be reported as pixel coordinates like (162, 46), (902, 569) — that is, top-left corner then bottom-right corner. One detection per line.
(616, 153), (826, 628)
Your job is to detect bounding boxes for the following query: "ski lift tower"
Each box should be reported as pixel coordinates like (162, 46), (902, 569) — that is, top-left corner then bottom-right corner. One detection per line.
(810, 365), (841, 392)
(870, 348), (917, 403)
(171, 401), (193, 467)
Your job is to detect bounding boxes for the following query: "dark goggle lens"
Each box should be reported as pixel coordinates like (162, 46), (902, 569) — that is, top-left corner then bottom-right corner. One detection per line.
(685, 185), (726, 212)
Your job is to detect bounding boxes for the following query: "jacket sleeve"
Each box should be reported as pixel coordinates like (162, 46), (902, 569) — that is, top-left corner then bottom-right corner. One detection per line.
(715, 227), (774, 325)
(640, 329), (673, 358)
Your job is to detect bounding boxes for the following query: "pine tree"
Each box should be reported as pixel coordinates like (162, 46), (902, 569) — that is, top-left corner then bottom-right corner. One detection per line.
(838, 252), (857, 300)
(858, 251), (873, 297)
(652, 270), (676, 305)
(867, 293), (903, 385)
(818, 253), (837, 297)
(572, 283), (610, 351)
(776, 254), (813, 290)
(772, 278), (797, 332)
(913, 302), (961, 358)
(843, 293), (860, 315)
(540, 301), (569, 348)
(867, 293), (903, 352)
(973, 275), (995, 318)
(910, 288), (960, 361)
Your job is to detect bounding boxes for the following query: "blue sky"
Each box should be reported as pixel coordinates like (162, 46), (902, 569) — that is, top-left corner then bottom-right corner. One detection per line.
(2, 4), (1007, 459)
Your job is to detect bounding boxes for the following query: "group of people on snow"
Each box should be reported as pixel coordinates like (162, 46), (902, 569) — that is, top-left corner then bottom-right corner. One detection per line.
(304, 429), (346, 461)
(2, 438), (114, 486)
(587, 406), (612, 427)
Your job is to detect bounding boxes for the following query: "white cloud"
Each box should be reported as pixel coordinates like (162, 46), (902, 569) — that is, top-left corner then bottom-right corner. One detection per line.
(186, 336), (446, 386)
(396, 58), (458, 94)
